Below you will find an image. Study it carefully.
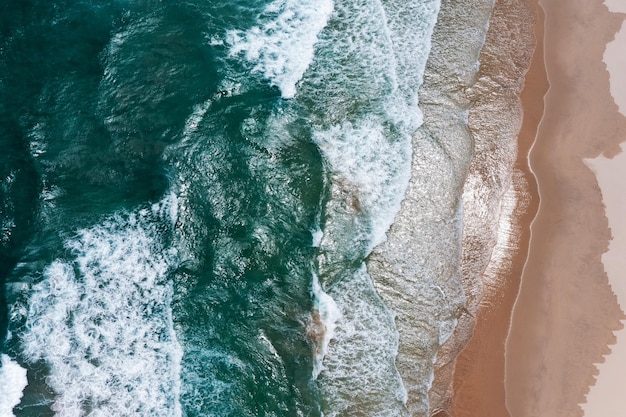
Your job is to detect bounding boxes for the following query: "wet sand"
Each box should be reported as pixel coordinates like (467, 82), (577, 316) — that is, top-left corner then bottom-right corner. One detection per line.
(442, 0), (626, 416)
(450, 0), (543, 415)
(505, 1), (626, 416)
(423, 0), (537, 414)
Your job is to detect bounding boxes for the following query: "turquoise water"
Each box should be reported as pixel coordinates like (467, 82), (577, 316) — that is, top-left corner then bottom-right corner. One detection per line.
(0, 0), (485, 415)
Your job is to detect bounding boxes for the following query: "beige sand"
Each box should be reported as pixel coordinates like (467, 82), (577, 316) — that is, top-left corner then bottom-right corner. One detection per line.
(505, 0), (626, 416)
(603, 19), (626, 114)
(580, 9), (626, 415)
(582, 143), (626, 416)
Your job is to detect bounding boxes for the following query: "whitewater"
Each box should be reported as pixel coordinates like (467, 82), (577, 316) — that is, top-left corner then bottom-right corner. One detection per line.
(0, 0), (519, 416)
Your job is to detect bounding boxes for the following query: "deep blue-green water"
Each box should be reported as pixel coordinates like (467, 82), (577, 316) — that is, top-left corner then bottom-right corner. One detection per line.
(0, 0), (489, 415)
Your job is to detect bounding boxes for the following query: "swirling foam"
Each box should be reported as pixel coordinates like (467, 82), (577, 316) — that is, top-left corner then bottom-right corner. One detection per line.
(313, 117), (412, 250)
(311, 273), (341, 378)
(227, 0), (334, 98)
(19, 198), (182, 417)
(0, 354), (28, 417)
(319, 266), (408, 416)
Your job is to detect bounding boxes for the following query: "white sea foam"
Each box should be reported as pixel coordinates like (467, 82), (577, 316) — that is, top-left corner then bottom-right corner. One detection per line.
(319, 266), (408, 416)
(226, 0), (334, 98)
(28, 122), (47, 158)
(313, 117), (412, 249)
(18, 197), (183, 417)
(304, 0), (445, 413)
(378, 0), (440, 106)
(311, 273), (341, 378)
(294, 0), (435, 254)
(311, 226), (324, 248)
(0, 354), (28, 417)
(182, 100), (212, 138)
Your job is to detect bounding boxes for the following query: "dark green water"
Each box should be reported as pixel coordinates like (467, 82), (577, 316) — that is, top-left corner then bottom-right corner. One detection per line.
(0, 0), (447, 415)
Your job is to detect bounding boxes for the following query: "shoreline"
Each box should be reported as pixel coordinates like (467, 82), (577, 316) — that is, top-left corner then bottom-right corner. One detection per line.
(367, 0), (495, 414)
(448, 0), (542, 415)
(505, 0), (626, 415)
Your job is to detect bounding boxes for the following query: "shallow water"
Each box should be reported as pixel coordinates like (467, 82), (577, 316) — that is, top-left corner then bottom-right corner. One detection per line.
(0, 0), (508, 415)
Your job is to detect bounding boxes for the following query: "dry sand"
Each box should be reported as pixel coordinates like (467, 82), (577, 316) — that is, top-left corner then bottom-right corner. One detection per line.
(505, 1), (626, 417)
(582, 143), (626, 416)
(581, 6), (626, 415)
(432, 0), (626, 415)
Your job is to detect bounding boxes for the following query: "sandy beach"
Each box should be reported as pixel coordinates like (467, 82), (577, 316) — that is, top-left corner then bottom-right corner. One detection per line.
(505, 1), (626, 416)
(583, 141), (626, 416)
(450, 0), (543, 415)
(441, 0), (626, 416)
(423, 0), (537, 414)
(578, 2), (626, 415)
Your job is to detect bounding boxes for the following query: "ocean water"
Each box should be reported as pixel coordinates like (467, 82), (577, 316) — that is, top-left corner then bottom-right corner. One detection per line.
(0, 0), (503, 416)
